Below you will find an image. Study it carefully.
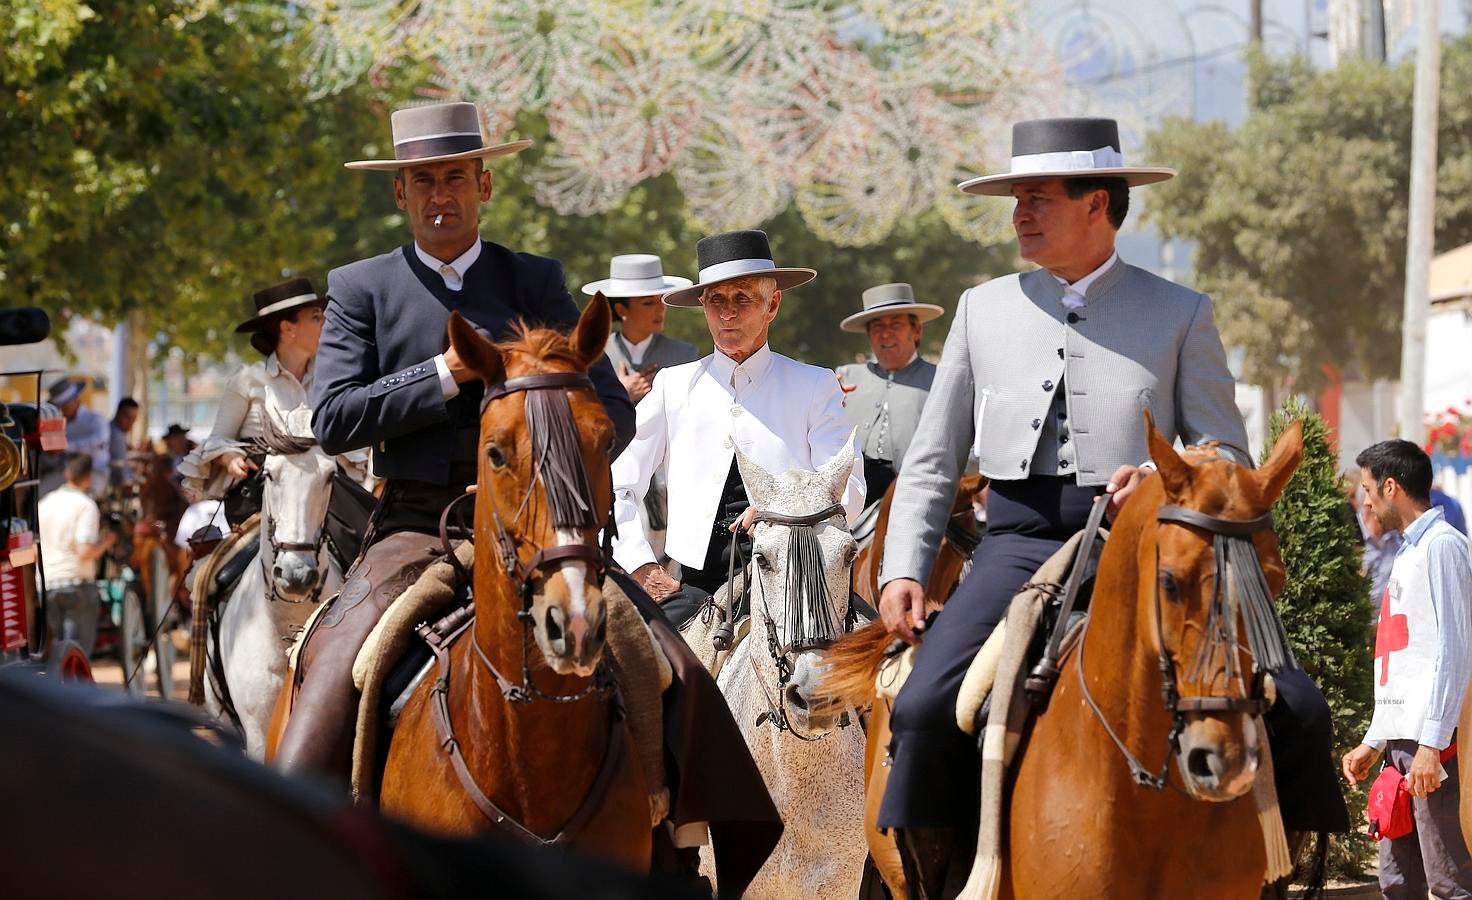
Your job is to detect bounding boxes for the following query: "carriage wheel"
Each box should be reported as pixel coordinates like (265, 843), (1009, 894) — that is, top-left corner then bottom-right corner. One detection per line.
(148, 546), (177, 701)
(48, 639), (94, 682)
(119, 581), (149, 697)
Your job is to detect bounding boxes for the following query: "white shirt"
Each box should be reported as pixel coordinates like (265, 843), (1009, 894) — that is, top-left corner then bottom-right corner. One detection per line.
(418, 240), (484, 399)
(625, 334), (655, 367)
(611, 344), (865, 571)
(1052, 251), (1119, 310)
(38, 485), (102, 584)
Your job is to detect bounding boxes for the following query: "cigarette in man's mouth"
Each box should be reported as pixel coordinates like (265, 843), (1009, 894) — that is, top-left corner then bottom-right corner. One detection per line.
(434, 214), (444, 228)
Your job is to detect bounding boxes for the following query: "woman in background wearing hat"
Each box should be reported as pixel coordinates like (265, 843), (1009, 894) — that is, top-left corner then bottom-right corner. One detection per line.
(584, 253), (699, 404)
(179, 278), (369, 501)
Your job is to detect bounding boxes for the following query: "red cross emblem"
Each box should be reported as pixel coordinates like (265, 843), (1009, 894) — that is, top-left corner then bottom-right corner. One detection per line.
(1375, 586), (1409, 687)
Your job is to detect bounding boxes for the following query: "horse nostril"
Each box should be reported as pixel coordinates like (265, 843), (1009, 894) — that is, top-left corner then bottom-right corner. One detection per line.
(785, 685), (808, 711)
(1187, 748), (1216, 781)
(594, 608), (608, 644)
(544, 608), (565, 647)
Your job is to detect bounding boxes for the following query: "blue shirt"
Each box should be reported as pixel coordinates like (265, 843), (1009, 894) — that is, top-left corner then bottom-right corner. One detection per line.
(1394, 506), (1472, 749)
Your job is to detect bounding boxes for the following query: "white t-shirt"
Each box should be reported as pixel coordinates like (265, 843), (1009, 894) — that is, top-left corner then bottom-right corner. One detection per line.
(175, 500), (225, 549)
(38, 485), (102, 584)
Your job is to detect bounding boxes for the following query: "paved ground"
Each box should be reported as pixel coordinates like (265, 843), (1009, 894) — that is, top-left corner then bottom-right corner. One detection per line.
(90, 629), (191, 699)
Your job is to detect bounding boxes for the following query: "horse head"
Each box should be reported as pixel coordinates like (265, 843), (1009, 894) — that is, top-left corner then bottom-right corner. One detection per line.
(736, 439), (859, 737)
(1126, 411), (1302, 802)
(258, 411), (336, 603)
(448, 295), (615, 678)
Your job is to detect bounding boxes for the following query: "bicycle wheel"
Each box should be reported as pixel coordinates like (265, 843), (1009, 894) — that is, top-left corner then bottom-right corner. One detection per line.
(119, 581), (148, 698)
(147, 546), (176, 700)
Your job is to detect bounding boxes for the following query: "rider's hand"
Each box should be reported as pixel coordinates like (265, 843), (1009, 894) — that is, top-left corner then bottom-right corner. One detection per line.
(836, 372), (857, 395)
(1341, 743), (1380, 785)
(442, 344), (477, 384)
(1104, 464), (1146, 520)
(728, 506), (758, 534)
(633, 563), (680, 602)
(617, 361), (653, 404)
(225, 455), (258, 481)
(1407, 744), (1446, 798)
(880, 578), (927, 644)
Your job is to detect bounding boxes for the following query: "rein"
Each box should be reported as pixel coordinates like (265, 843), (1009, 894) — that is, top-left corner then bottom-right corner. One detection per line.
(1071, 496), (1289, 791)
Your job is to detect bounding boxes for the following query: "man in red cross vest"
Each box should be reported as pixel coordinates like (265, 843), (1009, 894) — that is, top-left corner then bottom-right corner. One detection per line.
(1343, 440), (1472, 897)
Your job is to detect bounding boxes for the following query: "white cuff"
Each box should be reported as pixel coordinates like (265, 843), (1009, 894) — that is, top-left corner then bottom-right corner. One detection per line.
(434, 354), (460, 400)
(1139, 460), (1158, 472)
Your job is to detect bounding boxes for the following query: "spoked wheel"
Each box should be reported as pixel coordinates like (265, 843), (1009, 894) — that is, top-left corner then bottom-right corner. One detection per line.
(147, 546), (177, 701)
(119, 581), (150, 697)
(48, 639), (94, 682)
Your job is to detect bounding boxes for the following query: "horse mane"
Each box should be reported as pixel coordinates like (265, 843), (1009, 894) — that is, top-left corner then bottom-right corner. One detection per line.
(497, 321), (586, 373)
(817, 620), (893, 710)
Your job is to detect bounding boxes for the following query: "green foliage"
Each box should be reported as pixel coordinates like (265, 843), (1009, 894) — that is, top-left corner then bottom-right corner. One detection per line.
(1265, 398), (1374, 874)
(1143, 38), (1472, 393)
(0, 0), (405, 354)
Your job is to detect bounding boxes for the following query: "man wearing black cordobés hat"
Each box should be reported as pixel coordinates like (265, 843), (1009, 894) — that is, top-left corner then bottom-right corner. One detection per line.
(275, 101), (636, 777)
(874, 117), (1350, 892)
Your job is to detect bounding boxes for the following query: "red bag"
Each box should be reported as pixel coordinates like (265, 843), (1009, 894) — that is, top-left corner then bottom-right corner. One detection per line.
(1366, 743), (1457, 841)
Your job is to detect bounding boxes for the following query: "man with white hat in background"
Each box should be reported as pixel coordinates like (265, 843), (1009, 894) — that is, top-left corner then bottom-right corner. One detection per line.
(584, 254), (699, 562)
(276, 100), (635, 778)
(835, 282), (943, 510)
(613, 229), (864, 628)
(873, 116), (1348, 891)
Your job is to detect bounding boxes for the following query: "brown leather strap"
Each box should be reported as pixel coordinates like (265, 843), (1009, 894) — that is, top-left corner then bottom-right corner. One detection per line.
(752, 503), (845, 528)
(1156, 504), (1273, 537)
(418, 612), (626, 844)
(480, 372), (594, 407)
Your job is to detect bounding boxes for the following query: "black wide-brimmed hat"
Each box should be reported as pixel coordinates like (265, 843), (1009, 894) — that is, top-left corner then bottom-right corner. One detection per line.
(235, 277), (326, 356)
(345, 101), (531, 171)
(958, 117), (1175, 197)
(163, 424), (189, 439)
(662, 230), (816, 308)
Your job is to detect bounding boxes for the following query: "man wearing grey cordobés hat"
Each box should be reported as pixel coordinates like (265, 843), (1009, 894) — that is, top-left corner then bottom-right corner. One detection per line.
(275, 100), (635, 777)
(873, 117), (1349, 892)
(835, 282), (943, 510)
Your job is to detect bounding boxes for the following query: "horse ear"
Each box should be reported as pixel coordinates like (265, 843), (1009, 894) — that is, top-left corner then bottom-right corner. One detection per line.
(447, 311), (504, 385)
(1145, 409), (1192, 496)
(570, 292), (613, 369)
(735, 446), (779, 508)
(817, 430), (857, 503)
(1256, 419), (1303, 505)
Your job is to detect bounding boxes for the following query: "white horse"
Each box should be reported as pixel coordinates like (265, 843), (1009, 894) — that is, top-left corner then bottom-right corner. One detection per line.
(204, 422), (343, 758)
(701, 445), (868, 899)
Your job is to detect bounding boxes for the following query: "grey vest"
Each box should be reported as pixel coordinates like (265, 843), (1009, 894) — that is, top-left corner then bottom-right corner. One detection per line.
(604, 331), (699, 374)
(836, 357), (936, 467)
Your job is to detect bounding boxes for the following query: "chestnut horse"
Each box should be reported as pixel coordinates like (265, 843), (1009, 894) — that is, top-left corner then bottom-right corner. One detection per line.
(851, 474), (987, 612)
(378, 297), (651, 869)
(825, 417), (1308, 898)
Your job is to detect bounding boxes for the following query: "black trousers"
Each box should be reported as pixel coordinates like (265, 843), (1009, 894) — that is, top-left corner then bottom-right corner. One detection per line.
(659, 529), (750, 630)
(877, 476), (1349, 833)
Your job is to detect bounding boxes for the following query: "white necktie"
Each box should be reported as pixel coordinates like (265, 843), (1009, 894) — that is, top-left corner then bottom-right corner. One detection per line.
(440, 264), (462, 292)
(1061, 285), (1086, 310)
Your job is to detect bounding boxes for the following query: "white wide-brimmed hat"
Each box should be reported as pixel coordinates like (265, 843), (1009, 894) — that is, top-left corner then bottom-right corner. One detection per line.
(662, 230), (815, 308)
(345, 101), (532, 171)
(840, 283), (945, 333)
(957, 117), (1175, 197)
(580, 254), (692, 298)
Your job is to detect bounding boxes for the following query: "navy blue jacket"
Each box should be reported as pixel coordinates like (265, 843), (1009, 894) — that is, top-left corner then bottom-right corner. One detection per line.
(311, 241), (635, 486)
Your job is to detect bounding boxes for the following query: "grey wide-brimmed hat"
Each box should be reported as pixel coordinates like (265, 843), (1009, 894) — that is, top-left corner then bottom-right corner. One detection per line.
(957, 117), (1175, 197)
(47, 377), (84, 407)
(581, 254), (692, 299)
(345, 101), (532, 171)
(662, 230), (815, 308)
(840, 283), (945, 333)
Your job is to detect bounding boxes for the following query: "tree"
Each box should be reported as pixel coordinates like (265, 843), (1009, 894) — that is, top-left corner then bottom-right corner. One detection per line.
(1141, 40), (1472, 394)
(1265, 398), (1374, 874)
(0, 0), (404, 353)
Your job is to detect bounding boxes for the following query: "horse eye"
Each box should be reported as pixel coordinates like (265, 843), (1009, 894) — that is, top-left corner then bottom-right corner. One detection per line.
(844, 544), (858, 564)
(485, 444), (507, 468)
(1159, 571), (1180, 598)
(754, 551), (774, 572)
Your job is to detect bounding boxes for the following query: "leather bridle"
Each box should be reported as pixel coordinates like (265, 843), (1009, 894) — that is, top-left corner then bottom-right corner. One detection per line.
(1074, 496), (1282, 791)
(259, 460), (330, 607)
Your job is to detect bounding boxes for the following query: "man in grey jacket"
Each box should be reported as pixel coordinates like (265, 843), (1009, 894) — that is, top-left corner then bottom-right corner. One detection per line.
(876, 117), (1346, 889)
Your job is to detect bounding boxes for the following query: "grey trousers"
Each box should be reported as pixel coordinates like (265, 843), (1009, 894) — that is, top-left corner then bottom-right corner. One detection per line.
(1379, 739), (1472, 899)
(45, 582), (102, 657)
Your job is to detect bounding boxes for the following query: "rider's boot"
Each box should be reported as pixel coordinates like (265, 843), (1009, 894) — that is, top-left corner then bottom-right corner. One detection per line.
(895, 827), (954, 900)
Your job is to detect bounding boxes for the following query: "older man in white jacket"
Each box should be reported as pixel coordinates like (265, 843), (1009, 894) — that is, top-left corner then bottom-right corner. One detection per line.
(611, 230), (864, 627)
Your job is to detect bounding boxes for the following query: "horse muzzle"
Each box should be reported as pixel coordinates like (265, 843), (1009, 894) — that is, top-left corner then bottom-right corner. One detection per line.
(272, 552), (322, 603)
(536, 600), (608, 676)
(1176, 713), (1260, 801)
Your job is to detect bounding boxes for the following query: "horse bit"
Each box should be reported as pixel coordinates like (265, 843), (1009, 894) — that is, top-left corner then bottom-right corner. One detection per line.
(1070, 497), (1289, 791)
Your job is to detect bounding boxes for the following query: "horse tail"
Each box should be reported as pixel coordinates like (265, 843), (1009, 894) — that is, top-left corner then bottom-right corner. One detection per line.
(817, 620), (893, 710)
(1291, 831), (1329, 900)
